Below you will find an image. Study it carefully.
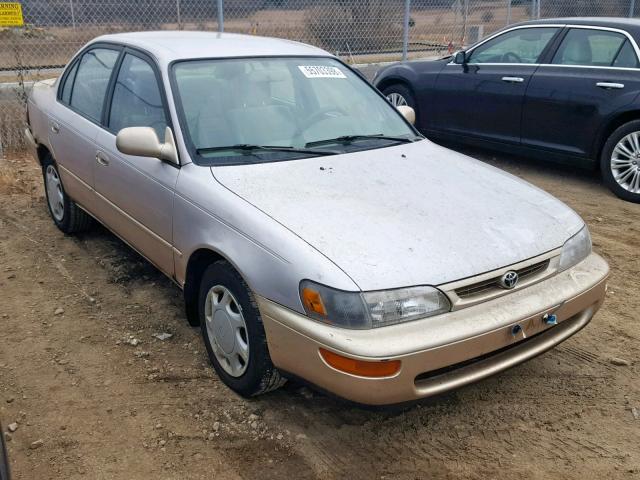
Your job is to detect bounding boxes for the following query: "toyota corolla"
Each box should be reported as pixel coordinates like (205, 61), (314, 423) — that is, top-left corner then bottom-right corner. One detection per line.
(24, 32), (609, 405)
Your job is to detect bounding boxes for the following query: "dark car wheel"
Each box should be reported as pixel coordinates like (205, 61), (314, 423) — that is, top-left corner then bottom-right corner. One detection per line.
(42, 154), (93, 233)
(601, 120), (640, 203)
(198, 260), (285, 397)
(382, 83), (416, 111)
(0, 423), (10, 480)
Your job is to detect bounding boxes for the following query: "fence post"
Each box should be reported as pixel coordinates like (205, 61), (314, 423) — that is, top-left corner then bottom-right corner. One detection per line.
(630, 0), (636, 18)
(506, 0), (511, 25)
(69, 0), (76, 29)
(177, 0), (181, 29)
(402, 0), (411, 61)
(217, 0), (224, 32)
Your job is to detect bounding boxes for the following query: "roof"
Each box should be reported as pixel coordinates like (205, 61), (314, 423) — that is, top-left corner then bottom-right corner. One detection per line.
(90, 31), (332, 66)
(511, 17), (640, 35)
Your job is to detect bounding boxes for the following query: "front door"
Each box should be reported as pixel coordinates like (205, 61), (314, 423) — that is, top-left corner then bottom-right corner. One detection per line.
(433, 26), (560, 144)
(93, 51), (179, 276)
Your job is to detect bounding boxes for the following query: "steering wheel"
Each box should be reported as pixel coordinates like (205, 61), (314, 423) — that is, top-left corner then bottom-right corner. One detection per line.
(501, 52), (523, 63)
(301, 106), (348, 130)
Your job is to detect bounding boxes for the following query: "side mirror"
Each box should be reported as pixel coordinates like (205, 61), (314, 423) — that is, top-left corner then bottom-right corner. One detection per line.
(454, 50), (467, 65)
(116, 126), (179, 165)
(397, 105), (415, 125)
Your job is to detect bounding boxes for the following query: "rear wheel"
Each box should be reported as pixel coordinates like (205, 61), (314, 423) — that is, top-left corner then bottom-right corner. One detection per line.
(42, 154), (93, 233)
(601, 121), (640, 203)
(199, 260), (285, 397)
(383, 83), (417, 110)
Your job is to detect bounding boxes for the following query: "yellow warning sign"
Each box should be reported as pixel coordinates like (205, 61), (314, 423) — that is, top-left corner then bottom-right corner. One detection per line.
(0, 2), (24, 27)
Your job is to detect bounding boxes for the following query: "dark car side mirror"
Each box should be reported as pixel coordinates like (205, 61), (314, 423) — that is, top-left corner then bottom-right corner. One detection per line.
(454, 50), (467, 65)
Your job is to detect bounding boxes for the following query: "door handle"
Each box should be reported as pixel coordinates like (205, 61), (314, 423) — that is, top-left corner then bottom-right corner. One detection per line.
(596, 82), (624, 89)
(501, 76), (524, 83)
(50, 123), (60, 134)
(95, 152), (109, 166)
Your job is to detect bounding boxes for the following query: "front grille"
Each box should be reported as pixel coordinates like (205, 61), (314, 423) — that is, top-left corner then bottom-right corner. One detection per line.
(454, 259), (550, 299)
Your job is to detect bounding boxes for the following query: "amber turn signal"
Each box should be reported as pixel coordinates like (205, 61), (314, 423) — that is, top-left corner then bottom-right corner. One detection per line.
(319, 348), (401, 378)
(301, 287), (327, 317)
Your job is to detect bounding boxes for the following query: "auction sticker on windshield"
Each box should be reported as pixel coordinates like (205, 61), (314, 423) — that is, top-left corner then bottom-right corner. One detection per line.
(298, 65), (346, 79)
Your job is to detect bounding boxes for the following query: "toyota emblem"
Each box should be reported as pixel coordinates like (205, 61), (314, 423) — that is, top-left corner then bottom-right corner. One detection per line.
(499, 270), (519, 289)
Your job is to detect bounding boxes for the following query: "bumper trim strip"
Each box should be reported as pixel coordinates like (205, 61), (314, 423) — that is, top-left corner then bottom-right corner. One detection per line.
(414, 306), (594, 396)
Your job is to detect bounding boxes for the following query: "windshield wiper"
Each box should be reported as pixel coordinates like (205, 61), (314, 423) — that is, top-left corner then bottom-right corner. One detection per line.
(196, 144), (337, 156)
(305, 134), (418, 148)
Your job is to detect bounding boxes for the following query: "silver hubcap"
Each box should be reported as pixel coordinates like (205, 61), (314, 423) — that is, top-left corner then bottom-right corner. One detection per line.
(45, 165), (64, 221)
(204, 285), (249, 377)
(387, 92), (408, 107)
(611, 132), (640, 194)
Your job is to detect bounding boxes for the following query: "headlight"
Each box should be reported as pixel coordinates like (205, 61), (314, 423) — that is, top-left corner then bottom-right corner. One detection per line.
(299, 280), (451, 329)
(558, 225), (592, 272)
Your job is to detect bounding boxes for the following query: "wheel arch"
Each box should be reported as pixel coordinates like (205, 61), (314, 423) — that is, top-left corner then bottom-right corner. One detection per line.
(183, 247), (239, 327)
(36, 143), (52, 166)
(594, 109), (640, 166)
(375, 75), (416, 98)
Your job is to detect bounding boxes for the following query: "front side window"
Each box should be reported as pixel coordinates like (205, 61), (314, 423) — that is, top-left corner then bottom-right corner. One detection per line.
(172, 57), (418, 164)
(109, 53), (167, 139)
(552, 28), (638, 67)
(69, 48), (120, 121)
(469, 27), (558, 64)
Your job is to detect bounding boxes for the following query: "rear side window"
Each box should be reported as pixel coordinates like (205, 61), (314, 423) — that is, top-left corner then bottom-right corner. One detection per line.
(469, 27), (558, 64)
(552, 28), (637, 67)
(69, 48), (120, 121)
(108, 54), (167, 139)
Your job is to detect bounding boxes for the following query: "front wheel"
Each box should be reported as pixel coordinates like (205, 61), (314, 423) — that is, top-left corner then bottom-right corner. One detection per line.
(199, 260), (285, 397)
(600, 120), (640, 203)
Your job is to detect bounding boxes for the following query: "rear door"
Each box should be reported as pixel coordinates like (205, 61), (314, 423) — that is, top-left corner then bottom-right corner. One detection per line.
(48, 46), (121, 208)
(522, 26), (640, 158)
(93, 50), (179, 276)
(433, 26), (560, 144)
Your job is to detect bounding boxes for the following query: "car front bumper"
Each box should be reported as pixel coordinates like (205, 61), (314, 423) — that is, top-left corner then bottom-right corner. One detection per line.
(258, 252), (609, 405)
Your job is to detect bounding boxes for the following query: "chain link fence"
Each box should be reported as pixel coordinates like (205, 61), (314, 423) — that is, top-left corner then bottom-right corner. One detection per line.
(1, 0), (639, 152)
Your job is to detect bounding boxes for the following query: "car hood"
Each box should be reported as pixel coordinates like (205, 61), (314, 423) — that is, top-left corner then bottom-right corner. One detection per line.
(211, 140), (584, 291)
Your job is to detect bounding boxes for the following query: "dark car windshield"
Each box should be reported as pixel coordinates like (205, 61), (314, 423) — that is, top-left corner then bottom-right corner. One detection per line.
(171, 56), (419, 164)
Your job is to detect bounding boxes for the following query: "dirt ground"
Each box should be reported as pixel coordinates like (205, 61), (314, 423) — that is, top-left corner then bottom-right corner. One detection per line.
(0, 145), (639, 480)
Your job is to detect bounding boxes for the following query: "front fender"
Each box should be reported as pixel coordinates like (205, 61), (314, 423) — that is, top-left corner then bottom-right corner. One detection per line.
(173, 163), (360, 315)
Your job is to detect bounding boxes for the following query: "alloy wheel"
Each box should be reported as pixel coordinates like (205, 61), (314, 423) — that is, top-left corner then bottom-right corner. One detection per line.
(387, 92), (408, 107)
(611, 131), (640, 194)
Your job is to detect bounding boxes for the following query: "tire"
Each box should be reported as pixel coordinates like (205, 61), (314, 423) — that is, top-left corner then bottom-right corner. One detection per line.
(382, 83), (417, 112)
(199, 260), (285, 397)
(42, 154), (93, 233)
(600, 120), (640, 203)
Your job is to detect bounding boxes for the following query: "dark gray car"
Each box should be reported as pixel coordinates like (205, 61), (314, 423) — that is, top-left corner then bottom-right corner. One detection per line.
(375, 18), (640, 203)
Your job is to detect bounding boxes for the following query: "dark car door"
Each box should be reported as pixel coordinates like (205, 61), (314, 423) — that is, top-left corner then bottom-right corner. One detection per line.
(0, 422), (9, 480)
(433, 26), (560, 144)
(522, 26), (640, 158)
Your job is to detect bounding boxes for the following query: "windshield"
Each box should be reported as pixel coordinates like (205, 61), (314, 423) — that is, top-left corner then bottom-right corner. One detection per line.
(172, 56), (419, 164)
